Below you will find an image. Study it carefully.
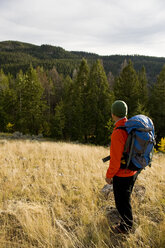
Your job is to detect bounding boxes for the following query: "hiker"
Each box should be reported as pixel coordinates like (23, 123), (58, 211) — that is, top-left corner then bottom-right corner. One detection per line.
(106, 100), (138, 234)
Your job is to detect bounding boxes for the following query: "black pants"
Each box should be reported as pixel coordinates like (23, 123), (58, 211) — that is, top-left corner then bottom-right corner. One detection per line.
(113, 173), (138, 231)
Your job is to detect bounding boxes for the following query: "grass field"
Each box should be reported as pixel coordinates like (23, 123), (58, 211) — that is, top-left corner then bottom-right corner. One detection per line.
(0, 140), (164, 248)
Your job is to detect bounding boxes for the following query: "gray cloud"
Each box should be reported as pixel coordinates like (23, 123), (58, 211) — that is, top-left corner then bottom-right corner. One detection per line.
(0, 0), (165, 56)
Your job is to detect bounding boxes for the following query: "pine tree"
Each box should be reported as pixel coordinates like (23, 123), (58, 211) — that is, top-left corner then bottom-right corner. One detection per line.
(138, 66), (148, 110)
(107, 71), (115, 90)
(114, 60), (140, 117)
(62, 76), (75, 140)
(120, 59), (128, 73)
(85, 60), (114, 144)
(3, 88), (17, 129)
(15, 66), (46, 134)
(48, 66), (64, 108)
(52, 100), (65, 139)
(36, 66), (54, 120)
(0, 70), (17, 132)
(0, 69), (10, 130)
(149, 65), (165, 139)
(71, 58), (89, 141)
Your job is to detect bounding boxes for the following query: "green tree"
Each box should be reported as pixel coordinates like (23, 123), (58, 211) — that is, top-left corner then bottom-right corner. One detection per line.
(85, 60), (114, 144)
(70, 58), (89, 141)
(107, 71), (115, 90)
(36, 66), (54, 121)
(114, 60), (140, 117)
(149, 65), (165, 140)
(137, 66), (149, 112)
(48, 66), (64, 108)
(52, 100), (65, 139)
(15, 66), (46, 134)
(62, 76), (74, 140)
(0, 70), (17, 132)
(3, 88), (17, 129)
(0, 69), (10, 130)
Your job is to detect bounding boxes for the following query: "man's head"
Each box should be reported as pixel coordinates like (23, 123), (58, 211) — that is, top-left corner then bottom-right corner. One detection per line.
(111, 100), (128, 118)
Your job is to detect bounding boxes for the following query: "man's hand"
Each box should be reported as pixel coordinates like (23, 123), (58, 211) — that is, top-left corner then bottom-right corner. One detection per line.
(105, 177), (113, 184)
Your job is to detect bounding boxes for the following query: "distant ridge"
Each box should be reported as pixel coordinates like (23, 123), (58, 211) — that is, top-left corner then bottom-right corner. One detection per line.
(0, 40), (165, 82)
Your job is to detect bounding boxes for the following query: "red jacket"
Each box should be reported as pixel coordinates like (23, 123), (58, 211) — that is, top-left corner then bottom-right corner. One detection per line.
(106, 117), (137, 178)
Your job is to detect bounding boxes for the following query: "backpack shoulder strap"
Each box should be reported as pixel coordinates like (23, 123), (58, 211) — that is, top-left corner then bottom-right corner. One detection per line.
(116, 126), (128, 153)
(117, 126), (137, 169)
(125, 131), (136, 169)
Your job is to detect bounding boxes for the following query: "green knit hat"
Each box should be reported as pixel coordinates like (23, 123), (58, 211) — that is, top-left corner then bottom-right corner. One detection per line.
(111, 100), (128, 117)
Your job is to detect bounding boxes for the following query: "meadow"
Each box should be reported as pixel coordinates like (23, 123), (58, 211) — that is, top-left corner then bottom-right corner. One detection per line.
(0, 140), (164, 248)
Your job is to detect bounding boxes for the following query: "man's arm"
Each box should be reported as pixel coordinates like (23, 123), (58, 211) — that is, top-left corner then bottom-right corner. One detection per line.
(106, 130), (126, 179)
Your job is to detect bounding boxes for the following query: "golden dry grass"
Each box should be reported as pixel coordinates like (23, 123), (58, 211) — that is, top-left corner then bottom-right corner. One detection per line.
(0, 140), (164, 248)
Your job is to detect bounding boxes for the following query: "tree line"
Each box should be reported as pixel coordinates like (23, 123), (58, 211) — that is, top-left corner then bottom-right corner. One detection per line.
(1, 40), (165, 83)
(0, 58), (164, 145)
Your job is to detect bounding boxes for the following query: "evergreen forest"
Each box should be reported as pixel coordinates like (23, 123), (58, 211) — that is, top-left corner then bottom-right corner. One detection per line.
(0, 41), (165, 145)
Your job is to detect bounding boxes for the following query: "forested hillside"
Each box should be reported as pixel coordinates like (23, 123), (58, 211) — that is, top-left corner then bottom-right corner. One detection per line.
(0, 40), (165, 144)
(1, 40), (165, 82)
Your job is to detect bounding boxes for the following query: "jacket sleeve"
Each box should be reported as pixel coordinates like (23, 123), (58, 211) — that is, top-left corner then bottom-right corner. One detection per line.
(106, 129), (126, 178)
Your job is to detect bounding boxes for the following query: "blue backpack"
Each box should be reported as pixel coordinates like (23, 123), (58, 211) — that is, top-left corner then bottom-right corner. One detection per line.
(120, 115), (156, 171)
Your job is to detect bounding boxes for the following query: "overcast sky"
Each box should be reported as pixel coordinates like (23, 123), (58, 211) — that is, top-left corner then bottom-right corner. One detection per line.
(0, 0), (165, 57)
